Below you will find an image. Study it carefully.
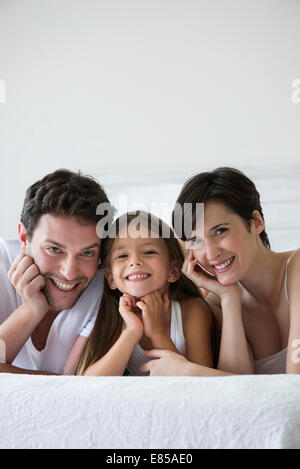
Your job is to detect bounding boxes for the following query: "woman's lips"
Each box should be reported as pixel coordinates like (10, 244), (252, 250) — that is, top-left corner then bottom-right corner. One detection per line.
(211, 256), (235, 273)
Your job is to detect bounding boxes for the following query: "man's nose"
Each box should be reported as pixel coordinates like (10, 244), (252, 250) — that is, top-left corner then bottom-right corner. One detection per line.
(60, 256), (81, 280)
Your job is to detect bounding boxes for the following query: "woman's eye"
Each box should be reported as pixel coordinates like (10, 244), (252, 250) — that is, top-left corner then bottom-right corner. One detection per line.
(215, 227), (227, 236)
(186, 238), (204, 249)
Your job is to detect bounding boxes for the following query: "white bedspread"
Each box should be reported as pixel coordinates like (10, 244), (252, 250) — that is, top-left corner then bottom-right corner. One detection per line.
(1, 373), (300, 449)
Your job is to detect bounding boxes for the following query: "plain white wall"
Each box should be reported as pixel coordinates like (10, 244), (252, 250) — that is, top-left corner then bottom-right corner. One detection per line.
(0, 0), (299, 239)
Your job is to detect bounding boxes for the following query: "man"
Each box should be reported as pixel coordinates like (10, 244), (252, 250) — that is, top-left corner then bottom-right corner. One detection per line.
(0, 169), (113, 375)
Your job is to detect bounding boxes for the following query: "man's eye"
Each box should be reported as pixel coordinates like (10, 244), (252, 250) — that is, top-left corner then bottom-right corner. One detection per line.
(47, 246), (62, 254)
(82, 251), (95, 258)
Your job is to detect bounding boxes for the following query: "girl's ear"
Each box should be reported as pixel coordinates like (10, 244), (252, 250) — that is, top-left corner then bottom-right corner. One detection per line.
(168, 263), (181, 283)
(105, 270), (117, 290)
(251, 210), (264, 235)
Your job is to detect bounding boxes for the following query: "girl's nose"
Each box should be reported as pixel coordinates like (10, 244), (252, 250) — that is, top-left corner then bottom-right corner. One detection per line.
(129, 254), (143, 266)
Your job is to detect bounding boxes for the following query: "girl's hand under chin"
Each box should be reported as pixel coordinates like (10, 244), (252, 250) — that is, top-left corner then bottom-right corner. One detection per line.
(119, 293), (144, 336)
(136, 290), (170, 340)
(182, 250), (240, 301)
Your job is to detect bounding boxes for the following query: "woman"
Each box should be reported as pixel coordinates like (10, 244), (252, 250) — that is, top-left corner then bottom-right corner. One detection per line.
(140, 167), (300, 376)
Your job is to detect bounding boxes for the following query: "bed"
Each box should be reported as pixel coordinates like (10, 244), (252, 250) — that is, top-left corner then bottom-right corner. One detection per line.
(1, 165), (299, 450)
(1, 373), (300, 449)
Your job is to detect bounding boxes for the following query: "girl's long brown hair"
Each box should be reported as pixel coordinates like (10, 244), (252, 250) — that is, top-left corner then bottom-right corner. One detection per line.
(76, 211), (220, 374)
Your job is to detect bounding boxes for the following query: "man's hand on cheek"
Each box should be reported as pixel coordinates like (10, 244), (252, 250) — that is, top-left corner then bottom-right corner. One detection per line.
(8, 253), (50, 319)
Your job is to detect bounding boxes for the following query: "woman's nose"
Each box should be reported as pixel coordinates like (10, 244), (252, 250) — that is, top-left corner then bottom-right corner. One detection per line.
(205, 239), (222, 262)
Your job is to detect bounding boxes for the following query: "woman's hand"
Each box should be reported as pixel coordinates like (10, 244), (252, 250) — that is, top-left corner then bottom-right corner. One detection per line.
(136, 291), (170, 340)
(140, 349), (192, 376)
(182, 250), (240, 302)
(119, 294), (144, 337)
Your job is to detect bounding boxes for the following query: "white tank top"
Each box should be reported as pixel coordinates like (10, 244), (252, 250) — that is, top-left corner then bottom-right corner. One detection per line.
(254, 250), (298, 374)
(126, 300), (185, 376)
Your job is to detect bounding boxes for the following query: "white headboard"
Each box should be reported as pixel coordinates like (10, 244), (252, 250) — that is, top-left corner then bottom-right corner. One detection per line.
(98, 165), (300, 252)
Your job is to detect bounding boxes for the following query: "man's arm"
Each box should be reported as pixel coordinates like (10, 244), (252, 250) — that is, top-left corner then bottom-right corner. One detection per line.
(0, 253), (50, 364)
(0, 362), (56, 375)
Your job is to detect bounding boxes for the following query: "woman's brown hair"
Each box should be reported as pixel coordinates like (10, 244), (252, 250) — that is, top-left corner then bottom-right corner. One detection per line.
(172, 167), (270, 248)
(76, 211), (220, 374)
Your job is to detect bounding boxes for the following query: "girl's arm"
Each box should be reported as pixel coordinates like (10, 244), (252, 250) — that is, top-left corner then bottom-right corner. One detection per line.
(181, 297), (213, 367)
(286, 251), (300, 374)
(83, 294), (143, 376)
(83, 329), (141, 376)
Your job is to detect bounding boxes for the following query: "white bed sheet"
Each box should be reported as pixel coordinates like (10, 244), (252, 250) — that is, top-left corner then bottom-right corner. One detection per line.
(1, 373), (300, 449)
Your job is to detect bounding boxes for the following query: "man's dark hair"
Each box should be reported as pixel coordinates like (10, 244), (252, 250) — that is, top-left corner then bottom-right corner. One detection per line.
(172, 167), (270, 249)
(21, 169), (114, 239)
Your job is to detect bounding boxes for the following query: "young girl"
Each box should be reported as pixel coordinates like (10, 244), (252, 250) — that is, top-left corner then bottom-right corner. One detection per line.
(66, 211), (218, 376)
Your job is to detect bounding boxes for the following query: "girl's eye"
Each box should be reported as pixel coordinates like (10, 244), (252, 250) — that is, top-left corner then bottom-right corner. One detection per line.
(144, 250), (157, 255)
(116, 253), (128, 259)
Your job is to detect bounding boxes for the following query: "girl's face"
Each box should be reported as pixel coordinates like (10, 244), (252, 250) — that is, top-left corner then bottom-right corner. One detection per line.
(106, 226), (178, 298)
(188, 200), (264, 285)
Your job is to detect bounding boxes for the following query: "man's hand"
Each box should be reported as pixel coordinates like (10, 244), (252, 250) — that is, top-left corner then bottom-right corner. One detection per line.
(8, 253), (50, 318)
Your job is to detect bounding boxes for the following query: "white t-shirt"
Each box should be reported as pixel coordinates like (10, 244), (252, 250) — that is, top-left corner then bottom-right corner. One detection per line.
(0, 238), (103, 374)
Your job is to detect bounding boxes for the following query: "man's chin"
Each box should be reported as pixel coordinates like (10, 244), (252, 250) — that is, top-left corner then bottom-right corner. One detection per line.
(44, 290), (84, 313)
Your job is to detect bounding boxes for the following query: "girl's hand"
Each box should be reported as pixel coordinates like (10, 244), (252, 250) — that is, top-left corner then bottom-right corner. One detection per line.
(119, 294), (144, 336)
(182, 250), (240, 302)
(136, 291), (170, 340)
(140, 349), (191, 376)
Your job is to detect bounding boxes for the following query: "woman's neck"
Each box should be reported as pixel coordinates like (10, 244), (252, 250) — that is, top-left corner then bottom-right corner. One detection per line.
(239, 246), (286, 309)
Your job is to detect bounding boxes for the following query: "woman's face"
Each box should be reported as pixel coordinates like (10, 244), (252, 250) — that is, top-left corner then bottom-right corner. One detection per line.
(188, 200), (263, 285)
(106, 226), (176, 298)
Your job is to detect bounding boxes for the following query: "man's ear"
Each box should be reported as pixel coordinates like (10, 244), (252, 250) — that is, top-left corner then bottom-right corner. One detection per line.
(168, 263), (181, 283)
(18, 222), (29, 253)
(105, 270), (117, 290)
(251, 210), (265, 235)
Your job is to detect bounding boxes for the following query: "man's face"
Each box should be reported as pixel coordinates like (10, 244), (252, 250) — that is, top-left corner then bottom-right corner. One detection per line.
(21, 214), (101, 312)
